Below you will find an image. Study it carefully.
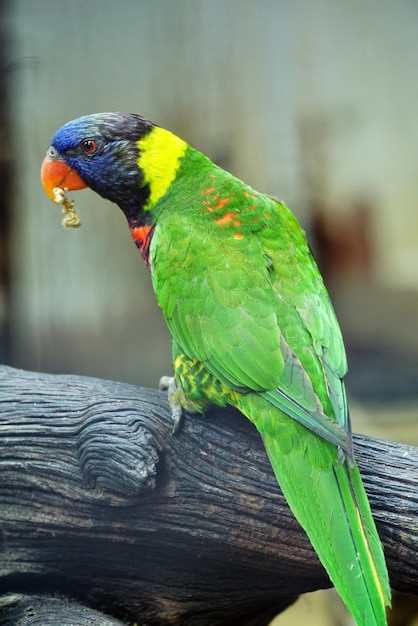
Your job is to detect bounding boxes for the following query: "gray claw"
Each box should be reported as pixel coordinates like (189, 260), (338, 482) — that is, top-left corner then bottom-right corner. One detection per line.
(159, 376), (183, 433)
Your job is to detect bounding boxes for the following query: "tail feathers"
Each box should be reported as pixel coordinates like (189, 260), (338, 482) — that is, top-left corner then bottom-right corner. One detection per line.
(263, 434), (391, 626)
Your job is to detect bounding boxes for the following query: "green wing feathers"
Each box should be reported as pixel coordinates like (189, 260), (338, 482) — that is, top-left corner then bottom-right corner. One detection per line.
(263, 430), (390, 626)
(244, 390), (390, 626)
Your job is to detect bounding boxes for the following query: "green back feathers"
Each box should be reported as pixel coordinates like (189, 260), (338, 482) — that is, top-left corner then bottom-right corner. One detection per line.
(148, 146), (351, 454)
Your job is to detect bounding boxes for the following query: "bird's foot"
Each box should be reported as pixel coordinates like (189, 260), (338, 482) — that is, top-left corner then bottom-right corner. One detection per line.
(159, 376), (183, 433)
(159, 376), (200, 434)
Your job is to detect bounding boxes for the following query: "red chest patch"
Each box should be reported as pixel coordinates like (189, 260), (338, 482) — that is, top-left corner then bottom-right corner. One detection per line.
(130, 224), (155, 267)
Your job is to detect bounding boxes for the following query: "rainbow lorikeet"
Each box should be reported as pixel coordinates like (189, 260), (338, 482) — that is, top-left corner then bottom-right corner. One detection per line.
(41, 112), (390, 625)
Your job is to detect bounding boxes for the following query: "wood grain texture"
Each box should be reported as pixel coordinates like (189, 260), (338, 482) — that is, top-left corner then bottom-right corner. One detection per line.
(0, 594), (127, 626)
(0, 365), (417, 625)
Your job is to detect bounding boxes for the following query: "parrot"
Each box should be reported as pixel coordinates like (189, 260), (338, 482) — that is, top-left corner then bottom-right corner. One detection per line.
(41, 112), (390, 625)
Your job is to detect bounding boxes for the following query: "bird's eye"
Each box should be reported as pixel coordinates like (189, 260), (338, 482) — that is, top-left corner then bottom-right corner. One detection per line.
(80, 139), (98, 155)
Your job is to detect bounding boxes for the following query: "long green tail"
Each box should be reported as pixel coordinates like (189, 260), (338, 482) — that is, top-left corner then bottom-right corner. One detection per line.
(238, 396), (391, 626)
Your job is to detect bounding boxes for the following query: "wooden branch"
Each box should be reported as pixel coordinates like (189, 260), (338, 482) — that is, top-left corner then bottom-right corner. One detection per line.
(0, 594), (127, 626)
(0, 365), (417, 626)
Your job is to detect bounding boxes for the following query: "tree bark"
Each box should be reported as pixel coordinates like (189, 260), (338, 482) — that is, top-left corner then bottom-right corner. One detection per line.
(0, 365), (417, 625)
(0, 594), (127, 626)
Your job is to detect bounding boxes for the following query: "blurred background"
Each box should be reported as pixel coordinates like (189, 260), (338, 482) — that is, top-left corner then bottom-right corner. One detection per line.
(0, 1), (417, 624)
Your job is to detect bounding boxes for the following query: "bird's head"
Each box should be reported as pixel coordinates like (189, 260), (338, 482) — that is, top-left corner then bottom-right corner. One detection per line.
(41, 112), (162, 220)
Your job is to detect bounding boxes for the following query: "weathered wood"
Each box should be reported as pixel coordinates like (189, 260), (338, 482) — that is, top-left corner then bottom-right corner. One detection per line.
(0, 365), (417, 625)
(0, 594), (127, 626)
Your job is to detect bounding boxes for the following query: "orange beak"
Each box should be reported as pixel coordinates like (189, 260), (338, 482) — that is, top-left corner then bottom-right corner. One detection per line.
(41, 152), (88, 200)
